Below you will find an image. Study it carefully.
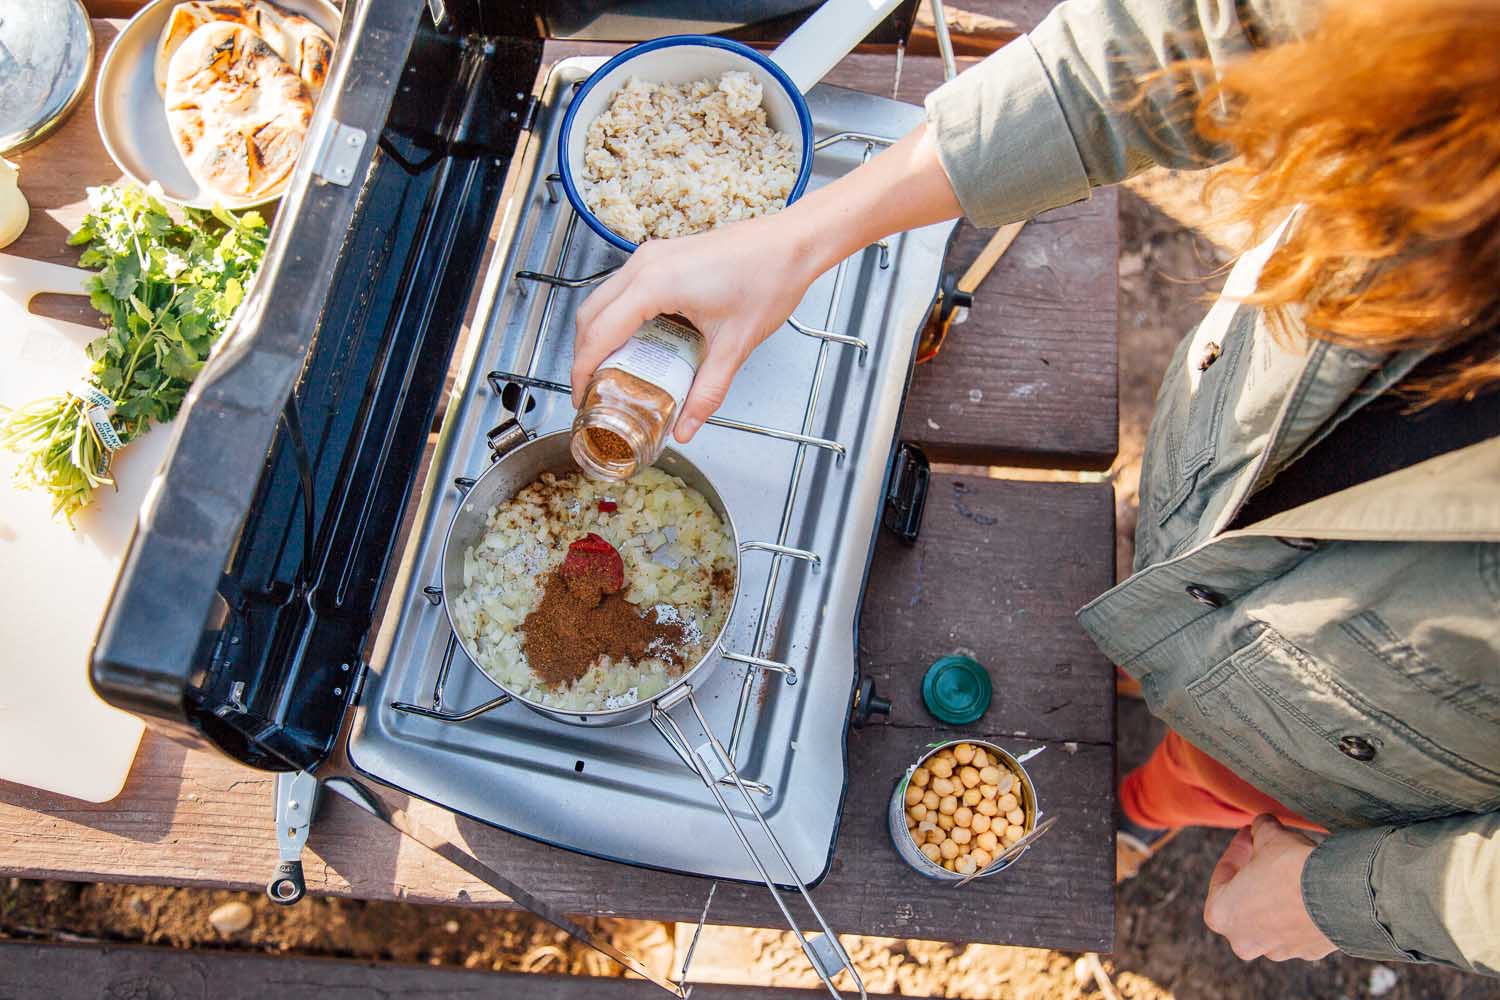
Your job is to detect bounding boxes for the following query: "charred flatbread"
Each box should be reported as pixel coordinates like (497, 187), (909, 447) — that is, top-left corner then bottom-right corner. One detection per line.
(155, 0), (332, 100)
(165, 22), (313, 201)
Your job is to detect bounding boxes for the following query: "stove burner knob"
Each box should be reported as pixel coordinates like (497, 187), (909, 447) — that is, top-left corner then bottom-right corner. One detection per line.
(852, 676), (892, 728)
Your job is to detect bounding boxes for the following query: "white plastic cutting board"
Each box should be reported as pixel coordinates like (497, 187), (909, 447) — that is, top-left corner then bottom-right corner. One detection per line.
(0, 252), (154, 802)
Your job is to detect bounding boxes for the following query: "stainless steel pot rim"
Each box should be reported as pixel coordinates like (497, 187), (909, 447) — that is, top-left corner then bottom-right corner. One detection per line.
(438, 429), (742, 723)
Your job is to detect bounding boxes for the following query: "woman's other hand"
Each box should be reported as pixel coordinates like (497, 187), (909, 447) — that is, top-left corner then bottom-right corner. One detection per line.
(572, 215), (820, 443)
(1203, 814), (1337, 962)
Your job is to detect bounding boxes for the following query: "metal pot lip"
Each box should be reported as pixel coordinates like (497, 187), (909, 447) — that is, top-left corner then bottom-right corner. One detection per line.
(555, 33), (815, 254)
(439, 429), (741, 723)
(895, 738), (1041, 880)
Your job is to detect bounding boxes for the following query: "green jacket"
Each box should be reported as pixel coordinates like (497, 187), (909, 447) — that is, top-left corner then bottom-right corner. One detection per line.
(923, 0), (1500, 976)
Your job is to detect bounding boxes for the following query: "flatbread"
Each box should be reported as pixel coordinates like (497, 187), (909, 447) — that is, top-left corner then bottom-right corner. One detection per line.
(165, 22), (313, 201)
(155, 0), (332, 100)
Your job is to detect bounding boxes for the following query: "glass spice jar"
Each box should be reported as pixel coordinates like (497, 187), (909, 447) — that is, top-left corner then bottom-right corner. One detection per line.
(571, 313), (705, 480)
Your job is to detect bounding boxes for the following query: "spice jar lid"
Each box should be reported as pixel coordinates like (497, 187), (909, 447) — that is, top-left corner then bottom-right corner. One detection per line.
(921, 655), (992, 725)
(0, 0), (93, 156)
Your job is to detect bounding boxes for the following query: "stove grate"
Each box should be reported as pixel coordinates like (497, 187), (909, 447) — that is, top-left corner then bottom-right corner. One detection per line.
(393, 131), (892, 785)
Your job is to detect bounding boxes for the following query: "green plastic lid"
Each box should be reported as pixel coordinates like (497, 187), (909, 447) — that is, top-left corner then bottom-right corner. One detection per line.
(921, 655), (992, 725)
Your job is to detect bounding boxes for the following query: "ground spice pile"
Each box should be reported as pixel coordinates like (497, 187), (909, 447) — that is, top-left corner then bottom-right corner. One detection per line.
(521, 533), (686, 688)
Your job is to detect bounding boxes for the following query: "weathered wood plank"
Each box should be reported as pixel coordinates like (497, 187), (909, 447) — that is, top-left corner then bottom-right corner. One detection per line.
(902, 195), (1121, 469)
(860, 476), (1116, 745)
(0, 717), (1113, 951)
(0, 941), (845, 998)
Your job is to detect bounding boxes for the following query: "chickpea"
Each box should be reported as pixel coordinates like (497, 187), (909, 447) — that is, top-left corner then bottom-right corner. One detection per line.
(929, 757), (954, 779)
(971, 813), (991, 834)
(923, 790), (940, 810)
(1006, 808), (1026, 826)
(972, 748), (990, 767)
(931, 776), (955, 797)
(937, 813), (955, 831)
(962, 788), (982, 807)
(939, 795), (958, 816)
(944, 859), (957, 872)
(910, 803), (929, 822)
(905, 784), (924, 807)
(906, 813), (919, 829)
(959, 766), (981, 789)
(995, 772), (1015, 795)
(953, 743), (975, 765)
(926, 827), (946, 846)
(920, 842), (942, 863)
(978, 765), (1002, 786)
(951, 827), (972, 845)
(939, 838), (959, 861)
(978, 784), (998, 799)
(976, 798), (999, 817)
(1004, 824), (1025, 843)
(976, 830), (999, 853)
(971, 848), (993, 869)
(997, 793), (1019, 813)
(955, 855), (977, 876)
(911, 767), (930, 788)
(953, 806), (973, 828)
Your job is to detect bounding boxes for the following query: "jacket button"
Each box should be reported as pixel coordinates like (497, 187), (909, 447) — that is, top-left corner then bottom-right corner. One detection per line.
(1339, 735), (1377, 761)
(1185, 584), (1225, 608)
(1197, 341), (1222, 372)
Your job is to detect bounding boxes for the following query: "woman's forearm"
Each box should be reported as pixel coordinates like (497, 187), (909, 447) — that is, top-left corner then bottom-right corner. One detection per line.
(782, 124), (963, 280)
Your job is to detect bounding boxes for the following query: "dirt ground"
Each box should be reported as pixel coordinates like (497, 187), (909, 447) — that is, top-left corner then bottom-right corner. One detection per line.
(3, 175), (1492, 999)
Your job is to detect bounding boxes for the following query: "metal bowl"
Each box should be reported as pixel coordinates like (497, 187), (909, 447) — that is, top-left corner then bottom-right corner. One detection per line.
(440, 429), (741, 728)
(93, 0), (341, 209)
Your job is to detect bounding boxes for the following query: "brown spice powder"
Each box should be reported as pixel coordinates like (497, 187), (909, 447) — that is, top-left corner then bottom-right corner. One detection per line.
(521, 564), (686, 690)
(585, 425), (635, 463)
(711, 566), (735, 600)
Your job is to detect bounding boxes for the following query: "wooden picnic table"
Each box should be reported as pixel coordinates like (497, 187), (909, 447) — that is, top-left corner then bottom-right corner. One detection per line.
(0, 1), (1119, 970)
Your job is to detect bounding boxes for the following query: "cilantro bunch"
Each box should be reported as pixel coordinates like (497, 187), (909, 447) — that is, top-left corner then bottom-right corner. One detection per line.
(0, 184), (267, 522)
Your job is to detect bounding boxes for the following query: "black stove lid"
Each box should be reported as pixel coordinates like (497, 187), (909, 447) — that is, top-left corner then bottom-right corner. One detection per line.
(90, 0), (542, 771)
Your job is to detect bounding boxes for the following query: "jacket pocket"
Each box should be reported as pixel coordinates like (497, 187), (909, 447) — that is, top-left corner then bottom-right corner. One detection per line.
(1188, 624), (1500, 828)
(1151, 320), (1247, 529)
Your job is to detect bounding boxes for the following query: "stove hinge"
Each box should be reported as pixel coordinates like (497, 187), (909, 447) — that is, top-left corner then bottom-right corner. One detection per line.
(516, 94), (540, 134)
(343, 660), (370, 708)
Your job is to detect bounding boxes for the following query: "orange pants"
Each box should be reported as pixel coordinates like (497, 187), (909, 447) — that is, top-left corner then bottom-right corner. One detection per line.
(1120, 730), (1327, 833)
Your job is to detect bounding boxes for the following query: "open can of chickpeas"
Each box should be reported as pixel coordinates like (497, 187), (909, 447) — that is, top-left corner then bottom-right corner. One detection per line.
(888, 739), (1040, 881)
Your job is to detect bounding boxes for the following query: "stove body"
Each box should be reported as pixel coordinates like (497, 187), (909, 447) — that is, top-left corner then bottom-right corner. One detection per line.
(91, 0), (953, 885)
(353, 62), (950, 882)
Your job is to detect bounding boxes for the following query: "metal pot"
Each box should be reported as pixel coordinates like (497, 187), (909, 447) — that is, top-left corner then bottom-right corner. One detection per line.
(439, 426), (739, 727)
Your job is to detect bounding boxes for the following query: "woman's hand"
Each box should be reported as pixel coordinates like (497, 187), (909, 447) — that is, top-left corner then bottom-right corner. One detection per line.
(572, 214), (822, 442)
(1202, 814), (1338, 962)
(571, 124), (965, 442)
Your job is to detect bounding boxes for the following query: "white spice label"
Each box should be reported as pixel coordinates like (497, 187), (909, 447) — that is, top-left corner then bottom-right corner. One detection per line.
(597, 315), (705, 409)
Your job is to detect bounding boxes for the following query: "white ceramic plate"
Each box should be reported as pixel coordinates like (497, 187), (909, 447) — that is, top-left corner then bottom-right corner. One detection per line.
(94, 0), (341, 209)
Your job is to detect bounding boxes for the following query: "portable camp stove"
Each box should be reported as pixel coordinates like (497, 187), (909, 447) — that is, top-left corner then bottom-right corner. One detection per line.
(343, 61), (951, 897)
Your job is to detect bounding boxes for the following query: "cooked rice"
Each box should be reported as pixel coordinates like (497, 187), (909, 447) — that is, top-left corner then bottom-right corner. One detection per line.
(581, 71), (799, 243)
(450, 468), (735, 712)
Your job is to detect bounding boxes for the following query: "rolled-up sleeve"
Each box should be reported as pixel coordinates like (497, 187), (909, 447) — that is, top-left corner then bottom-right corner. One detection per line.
(924, 0), (1310, 226)
(1303, 813), (1500, 976)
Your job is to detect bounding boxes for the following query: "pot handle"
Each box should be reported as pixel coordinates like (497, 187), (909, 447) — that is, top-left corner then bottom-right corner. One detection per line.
(486, 417), (532, 462)
(768, 0), (908, 94)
